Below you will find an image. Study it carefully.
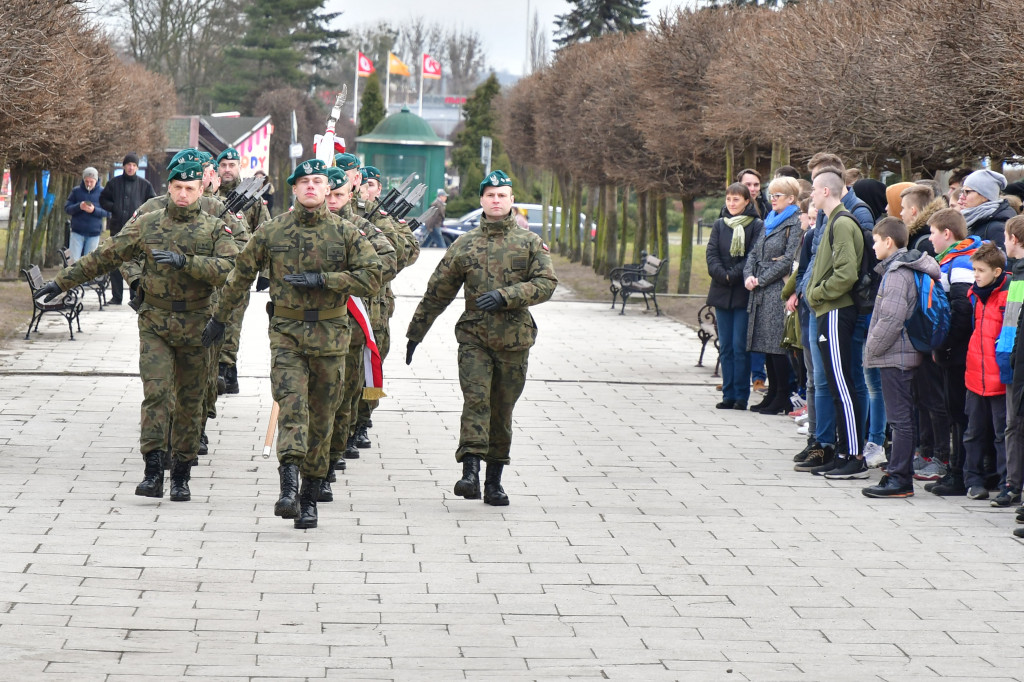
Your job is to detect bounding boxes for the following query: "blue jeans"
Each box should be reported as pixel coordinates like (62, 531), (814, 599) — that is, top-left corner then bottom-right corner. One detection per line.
(69, 232), (100, 260)
(716, 307), (751, 405)
(422, 226), (446, 248)
(750, 352), (766, 383)
(809, 314), (836, 447)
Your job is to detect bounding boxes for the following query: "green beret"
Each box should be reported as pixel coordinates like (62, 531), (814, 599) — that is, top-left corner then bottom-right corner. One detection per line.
(335, 153), (360, 172)
(362, 166), (382, 183)
(216, 148), (240, 164)
(480, 169), (512, 196)
(326, 167), (347, 191)
(198, 152), (215, 168)
(287, 158), (329, 185)
(168, 148), (201, 169)
(168, 161), (204, 182)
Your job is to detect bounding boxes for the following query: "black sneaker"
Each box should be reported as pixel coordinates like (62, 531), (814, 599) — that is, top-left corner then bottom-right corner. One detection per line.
(793, 441), (819, 463)
(1014, 527), (1024, 539)
(732, 402), (747, 410)
(991, 486), (1022, 507)
(929, 473), (967, 496)
(862, 475), (914, 498)
(715, 400), (735, 409)
(824, 457), (869, 480)
(794, 444), (834, 472)
(811, 454), (845, 476)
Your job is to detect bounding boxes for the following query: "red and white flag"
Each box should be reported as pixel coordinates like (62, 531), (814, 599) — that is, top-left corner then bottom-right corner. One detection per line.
(357, 52), (375, 77)
(346, 296), (385, 400)
(422, 54), (442, 80)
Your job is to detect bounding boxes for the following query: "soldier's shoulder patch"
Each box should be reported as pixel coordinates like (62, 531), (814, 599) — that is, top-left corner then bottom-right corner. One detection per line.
(359, 229), (366, 237)
(236, 212), (244, 220)
(262, 199), (267, 205)
(542, 242), (550, 252)
(398, 219), (407, 225)
(374, 227), (383, 234)
(378, 210), (389, 216)
(224, 225), (233, 234)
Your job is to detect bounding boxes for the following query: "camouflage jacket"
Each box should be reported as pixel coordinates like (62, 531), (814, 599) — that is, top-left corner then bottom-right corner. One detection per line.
(407, 213), (558, 351)
(358, 198), (408, 270)
(56, 200), (238, 335)
(332, 208), (398, 329)
(217, 179), (271, 234)
(215, 199), (383, 356)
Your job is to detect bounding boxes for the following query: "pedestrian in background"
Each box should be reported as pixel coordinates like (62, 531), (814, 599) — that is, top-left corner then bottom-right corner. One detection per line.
(421, 189), (448, 248)
(99, 153), (156, 303)
(65, 167), (108, 259)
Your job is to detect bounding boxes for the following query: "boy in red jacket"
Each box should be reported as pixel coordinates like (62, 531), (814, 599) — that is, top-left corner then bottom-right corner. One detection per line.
(964, 242), (1010, 500)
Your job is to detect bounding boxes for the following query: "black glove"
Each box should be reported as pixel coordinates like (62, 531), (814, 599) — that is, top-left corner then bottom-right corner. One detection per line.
(129, 279), (139, 296)
(405, 340), (418, 365)
(202, 318), (226, 348)
(475, 290), (506, 311)
(283, 272), (325, 288)
(152, 249), (186, 269)
(255, 275), (271, 292)
(37, 281), (63, 302)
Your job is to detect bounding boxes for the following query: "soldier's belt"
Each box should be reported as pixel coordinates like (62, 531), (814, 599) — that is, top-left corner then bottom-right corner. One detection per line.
(145, 294), (212, 312)
(269, 302), (346, 322)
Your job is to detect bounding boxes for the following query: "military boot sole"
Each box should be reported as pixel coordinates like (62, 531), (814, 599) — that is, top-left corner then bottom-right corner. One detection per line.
(294, 516), (318, 529)
(274, 499), (300, 518)
(454, 479), (481, 499)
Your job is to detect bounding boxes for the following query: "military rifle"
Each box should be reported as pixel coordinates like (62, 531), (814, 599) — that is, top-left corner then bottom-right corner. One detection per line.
(219, 175), (269, 219)
(365, 173), (416, 220)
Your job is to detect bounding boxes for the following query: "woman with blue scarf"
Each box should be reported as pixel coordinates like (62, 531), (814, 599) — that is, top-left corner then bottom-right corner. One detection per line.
(743, 176), (804, 414)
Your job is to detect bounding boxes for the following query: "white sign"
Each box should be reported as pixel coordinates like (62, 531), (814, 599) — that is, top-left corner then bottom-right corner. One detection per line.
(289, 142), (303, 159)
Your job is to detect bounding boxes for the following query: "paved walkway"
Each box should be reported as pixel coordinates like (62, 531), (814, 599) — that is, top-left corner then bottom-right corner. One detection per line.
(1, 248), (1022, 681)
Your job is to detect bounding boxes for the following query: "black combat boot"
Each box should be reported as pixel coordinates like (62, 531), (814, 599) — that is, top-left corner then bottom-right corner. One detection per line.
(318, 479), (334, 502)
(217, 362), (228, 395)
(354, 423), (371, 449)
(483, 462), (510, 506)
(295, 478), (319, 529)
(224, 364), (239, 394)
(198, 431), (208, 456)
(274, 464), (300, 518)
(454, 455), (481, 499)
(344, 435), (360, 459)
(169, 458), (192, 502)
(135, 451), (165, 498)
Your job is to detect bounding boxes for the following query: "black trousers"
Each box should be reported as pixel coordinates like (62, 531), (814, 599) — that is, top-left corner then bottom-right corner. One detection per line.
(108, 267), (124, 302)
(940, 363), (968, 476)
(817, 306), (862, 456)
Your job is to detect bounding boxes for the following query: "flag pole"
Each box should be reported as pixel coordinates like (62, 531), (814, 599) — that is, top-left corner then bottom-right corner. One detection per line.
(418, 54), (424, 116)
(353, 54), (360, 130)
(385, 56), (391, 113)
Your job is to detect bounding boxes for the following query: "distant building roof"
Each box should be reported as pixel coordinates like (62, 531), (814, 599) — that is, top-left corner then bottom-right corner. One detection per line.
(357, 107), (452, 147)
(201, 115), (272, 148)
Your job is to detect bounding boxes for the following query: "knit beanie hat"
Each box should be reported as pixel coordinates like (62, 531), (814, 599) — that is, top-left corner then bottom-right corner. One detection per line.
(82, 167), (98, 180)
(963, 169), (1008, 202)
(885, 182), (915, 217)
(123, 153), (139, 166)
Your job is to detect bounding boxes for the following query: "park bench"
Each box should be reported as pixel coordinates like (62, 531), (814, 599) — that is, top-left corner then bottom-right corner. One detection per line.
(696, 304), (721, 377)
(58, 247), (108, 309)
(608, 253), (666, 316)
(22, 264), (83, 340)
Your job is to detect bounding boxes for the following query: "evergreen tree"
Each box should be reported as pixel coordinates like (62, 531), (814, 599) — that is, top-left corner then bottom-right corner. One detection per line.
(554, 0), (648, 47)
(217, 0), (346, 108)
(357, 73), (386, 135)
(448, 74), (515, 212)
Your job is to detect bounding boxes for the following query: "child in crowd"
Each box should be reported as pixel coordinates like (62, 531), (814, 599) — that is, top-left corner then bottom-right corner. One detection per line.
(963, 242), (1009, 500)
(995, 216), (1024, 507)
(862, 218), (941, 497)
(926, 209), (981, 496)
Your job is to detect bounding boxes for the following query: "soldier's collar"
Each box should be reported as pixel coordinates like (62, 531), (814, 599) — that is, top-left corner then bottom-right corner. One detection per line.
(165, 199), (202, 221)
(292, 198), (328, 225)
(220, 177), (240, 193)
(482, 212), (515, 233)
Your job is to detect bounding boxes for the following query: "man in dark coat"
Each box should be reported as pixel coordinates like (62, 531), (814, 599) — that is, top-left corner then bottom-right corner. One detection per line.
(99, 153), (156, 303)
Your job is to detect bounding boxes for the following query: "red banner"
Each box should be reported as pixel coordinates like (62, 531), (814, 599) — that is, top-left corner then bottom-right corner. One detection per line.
(422, 54), (442, 80)
(357, 52), (375, 77)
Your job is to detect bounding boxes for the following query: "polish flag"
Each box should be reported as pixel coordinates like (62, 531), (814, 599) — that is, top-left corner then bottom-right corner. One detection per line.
(346, 297), (385, 400)
(357, 52), (375, 77)
(422, 54), (442, 80)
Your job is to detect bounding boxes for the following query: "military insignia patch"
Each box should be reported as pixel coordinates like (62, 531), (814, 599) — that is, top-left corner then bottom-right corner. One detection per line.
(302, 162), (311, 174)
(224, 226), (233, 234)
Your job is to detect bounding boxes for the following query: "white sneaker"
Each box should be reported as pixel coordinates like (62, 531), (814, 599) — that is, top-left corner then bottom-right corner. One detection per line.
(795, 414), (808, 426)
(863, 442), (887, 469)
(796, 424), (809, 436)
(789, 393), (806, 410)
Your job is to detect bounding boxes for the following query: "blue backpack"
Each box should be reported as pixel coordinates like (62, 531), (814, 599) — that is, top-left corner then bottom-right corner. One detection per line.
(905, 270), (950, 352)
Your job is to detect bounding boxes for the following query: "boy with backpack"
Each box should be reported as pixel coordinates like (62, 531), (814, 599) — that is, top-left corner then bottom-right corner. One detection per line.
(862, 218), (943, 498)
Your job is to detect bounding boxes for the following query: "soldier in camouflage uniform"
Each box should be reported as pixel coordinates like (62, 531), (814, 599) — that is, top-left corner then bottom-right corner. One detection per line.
(202, 159), (383, 529)
(351, 166), (420, 451)
(39, 162), (239, 502)
(216, 147), (271, 394)
(319, 166), (398, 502)
(406, 170), (557, 506)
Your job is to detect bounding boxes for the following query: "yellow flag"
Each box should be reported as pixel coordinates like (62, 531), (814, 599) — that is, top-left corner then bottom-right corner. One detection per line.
(388, 52), (411, 77)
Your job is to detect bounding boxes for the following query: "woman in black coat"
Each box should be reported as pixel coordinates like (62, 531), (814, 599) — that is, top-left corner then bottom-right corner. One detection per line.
(706, 183), (764, 410)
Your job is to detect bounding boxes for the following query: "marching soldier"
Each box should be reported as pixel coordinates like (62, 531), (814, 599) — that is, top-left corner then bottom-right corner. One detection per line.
(216, 147), (271, 394)
(38, 162), (239, 502)
(321, 167), (398, 501)
(202, 159), (382, 529)
(405, 170), (557, 506)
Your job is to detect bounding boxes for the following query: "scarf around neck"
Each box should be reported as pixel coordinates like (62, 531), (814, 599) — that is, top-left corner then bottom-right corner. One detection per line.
(725, 214), (754, 257)
(961, 200), (1001, 228)
(763, 204), (798, 235)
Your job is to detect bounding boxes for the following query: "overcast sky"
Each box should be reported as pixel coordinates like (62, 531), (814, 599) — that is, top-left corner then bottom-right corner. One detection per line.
(329, 0), (690, 76)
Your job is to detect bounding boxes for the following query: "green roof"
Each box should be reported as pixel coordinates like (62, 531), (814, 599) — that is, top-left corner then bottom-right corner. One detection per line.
(356, 107), (452, 147)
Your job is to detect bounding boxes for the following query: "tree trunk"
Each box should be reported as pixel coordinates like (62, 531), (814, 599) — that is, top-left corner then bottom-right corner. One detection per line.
(677, 195), (694, 295)
(901, 152), (913, 181)
(648, 191), (659, 256)
(634, 189), (648, 261)
(656, 195), (669, 294)
(570, 177), (583, 262)
(582, 186), (597, 267)
(618, 185), (629, 265)
(594, 184), (606, 273)
(742, 143), (756, 172)
(20, 168), (42, 271)
(44, 173), (67, 266)
(2, 165), (27, 277)
(540, 171), (551, 244)
(770, 140), (782, 179)
(557, 172), (571, 255)
(600, 184), (618, 276)
(779, 142), (790, 169)
(725, 141), (734, 188)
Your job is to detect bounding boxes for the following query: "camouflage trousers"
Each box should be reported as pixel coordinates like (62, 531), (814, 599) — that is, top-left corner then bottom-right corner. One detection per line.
(201, 339), (222, 428)
(219, 287), (249, 367)
(271, 346), (345, 479)
(138, 325), (211, 462)
(330, 324), (366, 464)
(357, 324), (389, 426)
(455, 342), (530, 465)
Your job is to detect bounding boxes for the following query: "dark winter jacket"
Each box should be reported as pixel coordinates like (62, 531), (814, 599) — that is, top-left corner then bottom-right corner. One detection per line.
(705, 202), (764, 310)
(906, 197), (947, 256)
(743, 212), (802, 353)
(65, 182), (109, 237)
(966, 199), (1015, 249)
(864, 248), (941, 370)
(99, 172), (156, 235)
(936, 236), (982, 367)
